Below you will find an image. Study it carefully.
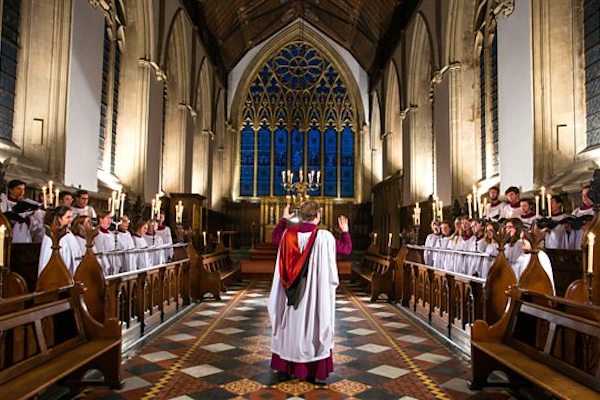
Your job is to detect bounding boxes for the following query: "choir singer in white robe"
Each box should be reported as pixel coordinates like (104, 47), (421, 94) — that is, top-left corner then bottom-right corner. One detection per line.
(156, 212), (174, 261)
(268, 200), (349, 383)
(38, 206), (82, 276)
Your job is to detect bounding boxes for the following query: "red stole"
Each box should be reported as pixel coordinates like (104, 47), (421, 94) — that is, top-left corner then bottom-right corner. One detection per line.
(278, 225), (319, 290)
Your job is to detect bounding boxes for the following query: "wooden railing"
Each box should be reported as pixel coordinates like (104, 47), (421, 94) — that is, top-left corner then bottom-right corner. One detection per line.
(75, 242), (191, 350)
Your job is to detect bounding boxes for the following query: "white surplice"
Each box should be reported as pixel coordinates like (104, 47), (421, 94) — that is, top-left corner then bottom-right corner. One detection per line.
(423, 233), (439, 266)
(116, 230), (136, 272)
(133, 235), (151, 269)
(94, 230), (121, 275)
(156, 226), (174, 261)
(0, 193), (36, 243)
(512, 251), (555, 295)
(144, 234), (166, 266)
(38, 231), (83, 276)
(268, 229), (338, 363)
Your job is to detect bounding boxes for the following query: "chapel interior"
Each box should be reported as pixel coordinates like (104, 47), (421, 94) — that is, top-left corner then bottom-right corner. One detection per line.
(0, 0), (599, 399)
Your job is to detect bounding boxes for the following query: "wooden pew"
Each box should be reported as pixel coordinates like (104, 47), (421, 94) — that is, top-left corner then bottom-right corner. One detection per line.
(191, 243), (241, 301)
(0, 283), (122, 400)
(470, 286), (600, 398)
(351, 245), (394, 302)
(545, 249), (584, 297)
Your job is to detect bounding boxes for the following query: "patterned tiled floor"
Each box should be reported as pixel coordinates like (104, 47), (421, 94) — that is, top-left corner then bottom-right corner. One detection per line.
(80, 280), (514, 399)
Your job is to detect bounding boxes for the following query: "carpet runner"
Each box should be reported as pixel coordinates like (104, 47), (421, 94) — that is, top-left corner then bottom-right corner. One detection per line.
(79, 280), (514, 400)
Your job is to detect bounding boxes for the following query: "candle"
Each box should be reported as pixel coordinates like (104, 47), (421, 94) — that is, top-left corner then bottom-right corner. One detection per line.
(546, 194), (552, 216)
(120, 193), (126, 218)
(151, 199), (156, 219)
(0, 225), (6, 267)
(535, 195), (540, 218)
(117, 185), (123, 210)
(281, 170), (286, 183)
(388, 232), (392, 248)
(54, 188), (59, 208)
(373, 232), (378, 245)
(482, 198), (488, 218)
(478, 196), (483, 219)
(541, 186), (546, 210)
(588, 232), (595, 274)
(202, 231), (207, 247)
(316, 171), (321, 183)
(299, 168), (303, 182)
(467, 194), (473, 219)
(42, 186), (47, 209)
(48, 181), (53, 202)
(217, 231), (221, 242)
(438, 201), (443, 220)
(472, 185), (478, 215)
(111, 191), (116, 216)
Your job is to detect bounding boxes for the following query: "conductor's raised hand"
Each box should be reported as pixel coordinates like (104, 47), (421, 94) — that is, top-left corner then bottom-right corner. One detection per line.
(282, 204), (293, 220)
(338, 215), (349, 232)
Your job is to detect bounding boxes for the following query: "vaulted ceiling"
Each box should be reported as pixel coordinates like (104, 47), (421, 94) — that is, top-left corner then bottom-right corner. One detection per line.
(183, 0), (419, 82)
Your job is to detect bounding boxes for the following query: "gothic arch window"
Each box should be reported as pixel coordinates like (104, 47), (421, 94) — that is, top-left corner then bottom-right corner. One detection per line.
(239, 41), (356, 198)
(476, 2), (499, 179)
(585, 0), (600, 147)
(98, 2), (125, 173)
(0, 0), (21, 141)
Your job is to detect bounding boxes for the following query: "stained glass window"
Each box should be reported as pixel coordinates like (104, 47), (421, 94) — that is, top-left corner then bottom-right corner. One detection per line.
(239, 41), (356, 198)
(0, 0), (21, 141)
(585, 0), (600, 147)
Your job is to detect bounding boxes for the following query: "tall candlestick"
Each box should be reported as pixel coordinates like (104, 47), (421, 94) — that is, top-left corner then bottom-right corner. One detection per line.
(42, 186), (47, 209)
(0, 225), (6, 267)
(116, 185), (123, 210)
(588, 232), (595, 274)
(535, 195), (540, 218)
(540, 186), (546, 210)
(472, 185), (478, 215)
(467, 194), (473, 219)
(120, 193), (126, 218)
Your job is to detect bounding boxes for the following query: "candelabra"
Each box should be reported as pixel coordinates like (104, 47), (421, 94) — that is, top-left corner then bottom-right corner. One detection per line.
(281, 168), (321, 208)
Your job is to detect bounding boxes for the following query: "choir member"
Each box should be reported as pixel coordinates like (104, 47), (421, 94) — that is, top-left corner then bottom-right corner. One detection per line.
(156, 211), (174, 261)
(132, 219), (151, 269)
(480, 222), (500, 278)
(59, 191), (73, 207)
(38, 206), (82, 276)
(466, 219), (486, 276)
(501, 186), (522, 219)
(433, 221), (453, 270)
(0, 179), (39, 243)
(455, 217), (476, 274)
(504, 218), (524, 268)
(424, 220), (440, 266)
(569, 185), (594, 249)
(116, 215), (136, 272)
(519, 199), (536, 228)
(71, 215), (96, 255)
(484, 186), (503, 220)
(545, 195), (567, 249)
(71, 189), (97, 219)
(144, 221), (166, 266)
(512, 231), (555, 294)
(93, 209), (119, 275)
